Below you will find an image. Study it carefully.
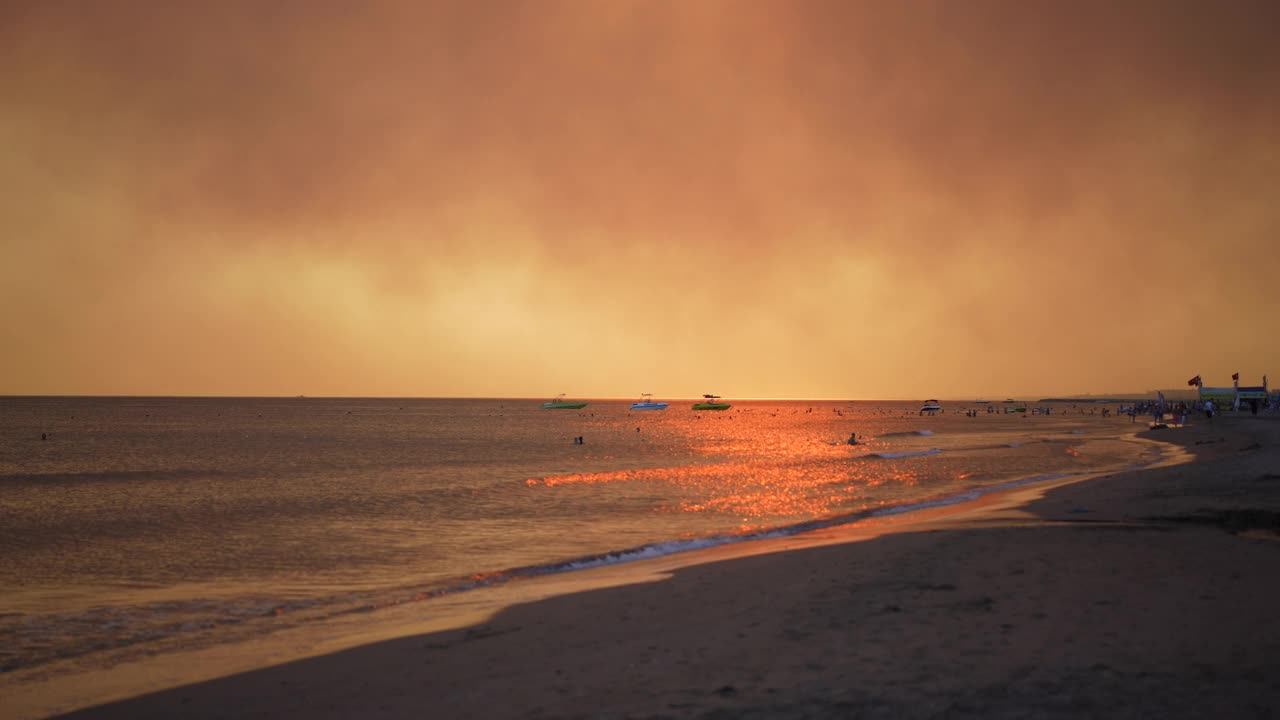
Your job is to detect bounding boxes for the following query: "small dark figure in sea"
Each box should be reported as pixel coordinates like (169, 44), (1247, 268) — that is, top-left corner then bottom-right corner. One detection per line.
(847, 432), (858, 445)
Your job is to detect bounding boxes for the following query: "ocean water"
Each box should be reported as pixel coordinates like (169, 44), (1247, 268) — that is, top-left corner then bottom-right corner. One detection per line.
(0, 397), (1167, 678)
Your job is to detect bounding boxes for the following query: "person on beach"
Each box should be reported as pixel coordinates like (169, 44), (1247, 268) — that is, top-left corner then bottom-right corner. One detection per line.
(1205, 399), (1215, 421)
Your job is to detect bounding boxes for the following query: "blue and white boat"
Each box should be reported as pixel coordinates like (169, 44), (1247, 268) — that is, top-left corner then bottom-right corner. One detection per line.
(629, 393), (669, 411)
(542, 394), (588, 410)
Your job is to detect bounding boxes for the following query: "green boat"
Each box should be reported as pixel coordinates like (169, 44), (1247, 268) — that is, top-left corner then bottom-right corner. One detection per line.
(692, 394), (731, 411)
(542, 394), (588, 410)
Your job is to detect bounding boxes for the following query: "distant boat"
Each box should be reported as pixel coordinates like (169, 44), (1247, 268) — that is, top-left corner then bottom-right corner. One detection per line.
(542, 394), (588, 410)
(692, 393), (731, 411)
(629, 393), (669, 411)
(974, 399), (990, 404)
(921, 399), (942, 412)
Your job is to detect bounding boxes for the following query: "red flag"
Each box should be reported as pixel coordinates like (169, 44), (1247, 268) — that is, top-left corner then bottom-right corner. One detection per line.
(1187, 375), (1202, 387)
(1232, 372), (1239, 381)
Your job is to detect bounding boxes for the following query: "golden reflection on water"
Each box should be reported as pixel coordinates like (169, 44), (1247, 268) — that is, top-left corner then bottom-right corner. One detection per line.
(520, 400), (1141, 529)
(524, 405), (941, 522)
(528, 459), (929, 521)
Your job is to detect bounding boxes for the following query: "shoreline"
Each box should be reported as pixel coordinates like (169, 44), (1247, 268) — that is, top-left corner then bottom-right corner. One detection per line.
(3, 430), (1176, 706)
(11, 417), (1280, 718)
(3, 422), (1166, 676)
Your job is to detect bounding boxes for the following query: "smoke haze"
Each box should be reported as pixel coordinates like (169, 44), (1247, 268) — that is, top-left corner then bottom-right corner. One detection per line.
(3, 0), (1277, 398)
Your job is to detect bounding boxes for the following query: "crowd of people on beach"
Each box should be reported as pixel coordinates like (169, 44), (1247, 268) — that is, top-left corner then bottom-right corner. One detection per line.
(1124, 400), (1193, 426)
(1124, 396), (1280, 426)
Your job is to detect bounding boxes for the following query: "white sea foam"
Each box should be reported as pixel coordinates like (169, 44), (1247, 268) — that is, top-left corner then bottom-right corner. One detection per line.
(553, 537), (739, 572)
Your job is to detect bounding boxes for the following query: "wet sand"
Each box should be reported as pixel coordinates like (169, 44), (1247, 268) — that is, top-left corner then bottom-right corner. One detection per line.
(31, 416), (1280, 718)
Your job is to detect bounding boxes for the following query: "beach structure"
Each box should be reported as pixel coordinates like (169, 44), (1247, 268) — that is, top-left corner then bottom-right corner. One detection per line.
(1191, 373), (1268, 411)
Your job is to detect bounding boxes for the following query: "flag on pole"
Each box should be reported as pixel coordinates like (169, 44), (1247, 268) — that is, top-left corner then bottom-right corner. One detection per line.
(1232, 372), (1240, 381)
(1187, 375), (1202, 387)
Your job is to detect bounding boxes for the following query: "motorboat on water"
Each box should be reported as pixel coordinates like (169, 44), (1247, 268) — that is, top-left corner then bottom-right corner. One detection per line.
(629, 393), (669, 411)
(692, 393), (731, 411)
(542, 394), (588, 410)
(920, 399), (942, 412)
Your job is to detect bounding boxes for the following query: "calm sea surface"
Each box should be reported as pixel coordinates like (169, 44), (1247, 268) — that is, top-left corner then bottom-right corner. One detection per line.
(0, 396), (1167, 677)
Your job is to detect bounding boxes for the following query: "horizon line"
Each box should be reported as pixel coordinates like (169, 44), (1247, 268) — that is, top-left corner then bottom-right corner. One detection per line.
(0, 391), (1205, 402)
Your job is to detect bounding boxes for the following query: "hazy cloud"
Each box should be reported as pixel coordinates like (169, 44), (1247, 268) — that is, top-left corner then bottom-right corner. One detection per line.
(3, 0), (1277, 397)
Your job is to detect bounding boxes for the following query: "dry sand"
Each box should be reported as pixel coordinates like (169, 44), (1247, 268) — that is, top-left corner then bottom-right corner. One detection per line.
(35, 417), (1280, 718)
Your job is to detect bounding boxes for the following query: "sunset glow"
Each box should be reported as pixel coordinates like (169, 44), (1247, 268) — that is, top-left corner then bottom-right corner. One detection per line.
(3, 1), (1277, 398)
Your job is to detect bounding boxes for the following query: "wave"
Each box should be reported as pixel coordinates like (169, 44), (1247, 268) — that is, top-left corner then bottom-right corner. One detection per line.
(949, 442), (1022, 452)
(871, 472), (1076, 517)
(406, 462), (1151, 598)
(0, 469), (216, 486)
(12, 443), (1175, 676)
(866, 448), (942, 459)
(879, 429), (936, 437)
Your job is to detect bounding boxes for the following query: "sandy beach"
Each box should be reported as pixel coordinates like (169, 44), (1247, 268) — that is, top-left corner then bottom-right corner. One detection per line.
(20, 416), (1280, 719)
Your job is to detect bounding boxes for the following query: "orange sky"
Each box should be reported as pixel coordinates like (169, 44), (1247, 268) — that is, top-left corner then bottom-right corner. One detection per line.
(2, 0), (1277, 399)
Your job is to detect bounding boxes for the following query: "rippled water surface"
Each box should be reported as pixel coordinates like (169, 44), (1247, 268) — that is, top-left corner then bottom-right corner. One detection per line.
(0, 396), (1162, 674)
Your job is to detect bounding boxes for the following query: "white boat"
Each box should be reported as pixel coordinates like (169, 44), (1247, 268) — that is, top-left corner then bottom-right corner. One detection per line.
(920, 399), (942, 412)
(542, 394), (588, 410)
(629, 393), (669, 411)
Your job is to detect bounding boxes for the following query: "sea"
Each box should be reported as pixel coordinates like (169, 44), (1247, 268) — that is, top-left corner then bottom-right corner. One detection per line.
(0, 396), (1171, 683)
